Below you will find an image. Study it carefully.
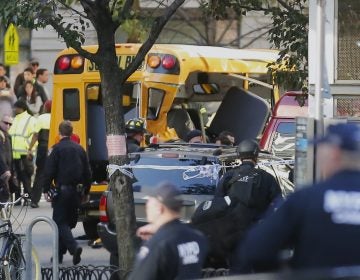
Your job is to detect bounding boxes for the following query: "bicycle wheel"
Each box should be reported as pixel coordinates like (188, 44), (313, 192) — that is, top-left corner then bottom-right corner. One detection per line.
(4, 239), (25, 280)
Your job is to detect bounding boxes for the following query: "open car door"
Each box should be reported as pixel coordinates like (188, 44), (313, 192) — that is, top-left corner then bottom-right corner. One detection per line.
(208, 86), (270, 144)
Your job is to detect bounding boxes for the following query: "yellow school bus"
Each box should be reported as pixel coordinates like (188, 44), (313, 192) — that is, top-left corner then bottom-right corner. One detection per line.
(50, 44), (280, 237)
(139, 45), (280, 142)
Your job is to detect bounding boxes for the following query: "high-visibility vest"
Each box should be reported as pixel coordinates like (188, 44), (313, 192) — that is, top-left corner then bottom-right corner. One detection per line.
(9, 111), (36, 159)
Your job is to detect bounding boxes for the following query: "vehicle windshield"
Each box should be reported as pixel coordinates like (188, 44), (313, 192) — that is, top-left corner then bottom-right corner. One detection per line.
(130, 156), (219, 195)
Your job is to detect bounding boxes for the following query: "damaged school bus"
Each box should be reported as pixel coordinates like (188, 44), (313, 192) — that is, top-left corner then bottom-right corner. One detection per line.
(50, 44), (280, 238)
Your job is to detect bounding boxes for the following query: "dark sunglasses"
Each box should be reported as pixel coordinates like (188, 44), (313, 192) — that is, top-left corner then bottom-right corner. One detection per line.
(2, 121), (12, 126)
(31, 62), (39, 66)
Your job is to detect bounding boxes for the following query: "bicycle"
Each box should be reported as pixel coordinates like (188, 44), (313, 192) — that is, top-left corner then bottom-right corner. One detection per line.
(0, 194), (40, 280)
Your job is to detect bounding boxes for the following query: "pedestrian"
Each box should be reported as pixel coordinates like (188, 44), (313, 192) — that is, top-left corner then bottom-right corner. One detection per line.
(0, 63), (10, 86)
(215, 131), (236, 146)
(125, 118), (146, 153)
(186, 129), (205, 144)
(14, 67), (35, 99)
(19, 80), (43, 116)
(213, 139), (282, 266)
(0, 115), (13, 201)
(234, 123), (360, 273)
(128, 182), (208, 280)
(0, 76), (15, 101)
(14, 58), (40, 96)
(42, 120), (92, 265)
(28, 100), (52, 208)
(35, 68), (50, 100)
(8, 100), (36, 199)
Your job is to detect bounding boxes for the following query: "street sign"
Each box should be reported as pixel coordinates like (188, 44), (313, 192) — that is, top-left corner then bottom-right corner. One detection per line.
(4, 23), (19, 65)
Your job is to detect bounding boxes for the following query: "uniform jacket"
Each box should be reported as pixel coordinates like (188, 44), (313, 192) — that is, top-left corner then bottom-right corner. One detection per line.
(42, 137), (92, 194)
(126, 137), (141, 153)
(238, 170), (360, 272)
(216, 161), (282, 220)
(8, 110), (36, 159)
(129, 219), (208, 280)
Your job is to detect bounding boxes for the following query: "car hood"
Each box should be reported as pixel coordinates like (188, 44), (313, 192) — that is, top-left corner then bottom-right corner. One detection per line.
(208, 86), (270, 144)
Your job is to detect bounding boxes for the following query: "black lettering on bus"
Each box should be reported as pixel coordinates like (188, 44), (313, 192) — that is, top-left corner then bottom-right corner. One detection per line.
(88, 61), (95, 71)
(125, 56), (134, 69)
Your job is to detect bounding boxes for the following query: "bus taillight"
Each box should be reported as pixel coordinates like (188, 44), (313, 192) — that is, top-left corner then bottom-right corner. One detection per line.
(71, 56), (84, 69)
(162, 55), (176, 70)
(148, 55), (161, 68)
(54, 54), (85, 74)
(57, 56), (71, 71)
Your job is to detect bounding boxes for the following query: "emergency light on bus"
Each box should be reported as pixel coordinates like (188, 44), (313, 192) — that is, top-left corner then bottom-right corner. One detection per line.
(147, 54), (179, 74)
(55, 55), (84, 74)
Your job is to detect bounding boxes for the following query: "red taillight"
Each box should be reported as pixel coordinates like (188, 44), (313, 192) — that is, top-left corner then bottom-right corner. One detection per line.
(99, 195), (109, 223)
(162, 55), (176, 70)
(57, 56), (71, 71)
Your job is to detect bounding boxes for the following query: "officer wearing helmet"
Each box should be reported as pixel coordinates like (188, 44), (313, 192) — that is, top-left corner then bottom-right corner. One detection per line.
(217, 139), (282, 218)
(217, 139), (282, 254)
(126, 118), (146, 153)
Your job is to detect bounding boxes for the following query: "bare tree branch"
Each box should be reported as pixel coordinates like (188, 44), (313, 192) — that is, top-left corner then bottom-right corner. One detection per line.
(277, 0), (292, 11)
(47, 18), (99, 63)
(119, 0), (135, 20)
(175, 8), (207, 42)
(162, 27), (201, 44)
(240, 29), (270, 48)
(55, 0), (89, 19)
(121, 0), (185, 82)
(215, 18), (235, 44)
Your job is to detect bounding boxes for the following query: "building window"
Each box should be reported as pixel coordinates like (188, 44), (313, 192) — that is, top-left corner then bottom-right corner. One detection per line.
(337, 0), (360, 81)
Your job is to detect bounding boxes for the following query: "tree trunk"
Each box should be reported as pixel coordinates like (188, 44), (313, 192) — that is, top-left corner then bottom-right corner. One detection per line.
(97, 27), (136, 279)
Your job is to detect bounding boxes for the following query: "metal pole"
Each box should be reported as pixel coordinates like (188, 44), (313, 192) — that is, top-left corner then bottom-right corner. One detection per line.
(25, 216), (59, 280)
(314, 0), (326, 182)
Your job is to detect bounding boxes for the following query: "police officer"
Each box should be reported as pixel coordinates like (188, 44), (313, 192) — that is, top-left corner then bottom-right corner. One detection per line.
(43, 120), (92, 265)
(234, 123), (360, 273)
(210, 139), (282, 268)
(128, 183), (208, 280)
(217, 139), (282, 220)
(126, 118), (146, 153)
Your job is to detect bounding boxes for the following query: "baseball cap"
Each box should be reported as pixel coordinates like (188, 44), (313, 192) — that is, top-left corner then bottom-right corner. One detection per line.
(146, 183), (183, 211)
(311, 123), (360, 151)
(186, 129), (202, 142)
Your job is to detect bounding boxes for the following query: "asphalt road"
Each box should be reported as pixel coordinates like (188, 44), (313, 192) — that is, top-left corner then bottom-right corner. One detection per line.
(11, 199), (110, 268)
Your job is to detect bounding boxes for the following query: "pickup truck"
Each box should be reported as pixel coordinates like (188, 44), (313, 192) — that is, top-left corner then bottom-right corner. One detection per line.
(260, 91), (308, 158)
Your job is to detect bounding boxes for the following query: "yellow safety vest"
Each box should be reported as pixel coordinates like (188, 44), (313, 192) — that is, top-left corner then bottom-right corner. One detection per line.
(9, 111), (36, 159)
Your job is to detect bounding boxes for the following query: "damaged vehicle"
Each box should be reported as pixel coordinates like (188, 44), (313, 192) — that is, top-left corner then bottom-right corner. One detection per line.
(98, 86), (294, 265)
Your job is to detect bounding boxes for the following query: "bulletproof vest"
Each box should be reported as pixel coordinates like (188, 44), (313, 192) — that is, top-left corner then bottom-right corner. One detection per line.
(227, 166), (262, 208)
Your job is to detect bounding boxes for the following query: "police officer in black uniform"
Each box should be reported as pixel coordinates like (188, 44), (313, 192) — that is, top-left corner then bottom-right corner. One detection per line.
(125, 118), (146, 153)
(234, 123), (360, 273)
(128, 183), (208, 280)
(43, 120), (92, 265)
(211, 139), (282, 269)
(217, 139), (282, 220)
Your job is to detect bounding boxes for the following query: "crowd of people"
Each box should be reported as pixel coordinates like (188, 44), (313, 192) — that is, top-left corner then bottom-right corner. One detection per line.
(0, 59), (51, 208)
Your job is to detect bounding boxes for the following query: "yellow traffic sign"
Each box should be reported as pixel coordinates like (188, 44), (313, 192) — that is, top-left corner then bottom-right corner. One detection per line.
(4, 24), (19, 65)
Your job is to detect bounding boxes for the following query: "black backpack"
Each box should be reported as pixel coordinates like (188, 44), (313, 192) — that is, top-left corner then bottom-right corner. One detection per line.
(191, 167), (261, 265)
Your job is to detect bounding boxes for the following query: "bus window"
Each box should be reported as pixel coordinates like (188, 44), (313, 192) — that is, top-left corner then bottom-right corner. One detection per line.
(147, 88), (164, 120)
(63, 89), (80, 121)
